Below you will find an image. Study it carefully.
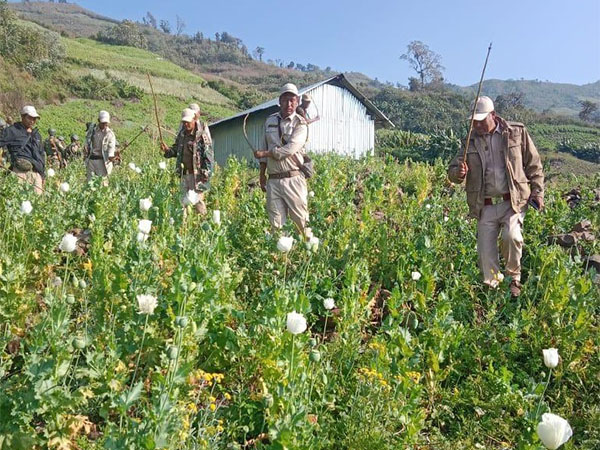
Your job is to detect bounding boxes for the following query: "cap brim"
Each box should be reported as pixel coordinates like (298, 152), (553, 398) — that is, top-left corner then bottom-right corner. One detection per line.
(181, 117), (194, 123)
(472, 112), (490, 121)
(280, 90), (299, 97)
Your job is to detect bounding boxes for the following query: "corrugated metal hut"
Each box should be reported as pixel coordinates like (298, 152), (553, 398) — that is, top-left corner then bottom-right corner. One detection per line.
(209, 74), (394, 166)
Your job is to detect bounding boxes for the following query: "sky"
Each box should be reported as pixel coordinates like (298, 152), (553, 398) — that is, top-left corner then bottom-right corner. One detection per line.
(58, 0), (600, 86)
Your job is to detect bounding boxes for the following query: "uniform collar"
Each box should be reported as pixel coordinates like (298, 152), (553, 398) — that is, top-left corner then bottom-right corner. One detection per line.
(278, 111), (297, 122)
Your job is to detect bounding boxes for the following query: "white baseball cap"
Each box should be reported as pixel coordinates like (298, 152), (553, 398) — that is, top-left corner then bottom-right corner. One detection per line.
(188, 103), (200, 112)
(20, 105), (40, 118)
(98, 110), (110, 123)
(181, 108), (195, 123)
(280, 83), (299, 97)
(472, 96), (494, 121)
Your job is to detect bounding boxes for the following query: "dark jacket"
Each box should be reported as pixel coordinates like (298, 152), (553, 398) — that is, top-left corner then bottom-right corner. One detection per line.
(0, 122), (45, 176)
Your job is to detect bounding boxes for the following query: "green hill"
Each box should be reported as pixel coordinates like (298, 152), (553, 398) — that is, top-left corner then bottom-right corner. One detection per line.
(452, 79), (600, 117)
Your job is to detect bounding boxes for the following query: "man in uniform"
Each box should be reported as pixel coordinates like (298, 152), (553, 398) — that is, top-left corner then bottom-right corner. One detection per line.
(63, 134), (82, 161)
(253, 83), (309, 234)
(85, 110), (116, 183)
(44, 128), (64, 168)
(0, 106), (45, 194)
(160, 107), (214, 215)
(448, 96), (544, 297)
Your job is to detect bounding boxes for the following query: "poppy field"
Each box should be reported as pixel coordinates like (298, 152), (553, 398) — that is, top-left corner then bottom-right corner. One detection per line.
(0, 152), (598, 449)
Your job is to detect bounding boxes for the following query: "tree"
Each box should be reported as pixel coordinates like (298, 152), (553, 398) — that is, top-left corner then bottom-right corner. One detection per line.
(175, 15), (185, 36)
(142, 12), (157, 29)
(253, 46), (265, 61)
(579, 100), (598, 122)
(159, 19), (171, 34)
(400, 40), (444, 91)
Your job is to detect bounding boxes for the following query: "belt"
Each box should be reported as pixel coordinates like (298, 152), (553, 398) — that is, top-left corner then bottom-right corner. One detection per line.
(89, 155), (104, 160)
(268, 170), (301, 180)
(484, 193), (511, 206)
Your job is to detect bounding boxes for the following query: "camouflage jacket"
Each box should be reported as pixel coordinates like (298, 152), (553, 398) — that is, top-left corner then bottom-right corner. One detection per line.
(164, 121), (214, 191)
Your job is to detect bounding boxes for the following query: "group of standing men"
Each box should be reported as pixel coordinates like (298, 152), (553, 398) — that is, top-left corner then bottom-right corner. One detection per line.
(0, 83), (544, 297)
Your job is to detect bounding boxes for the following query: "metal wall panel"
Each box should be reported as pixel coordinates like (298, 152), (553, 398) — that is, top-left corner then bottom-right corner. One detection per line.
(210, 83), (375, 166)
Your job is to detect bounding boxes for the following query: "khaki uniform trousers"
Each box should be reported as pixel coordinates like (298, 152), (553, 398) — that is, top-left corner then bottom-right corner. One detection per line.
(181, 174), (206, 215)
(14, 169), (43, 195)
(477, 200), (525, 285)
(266, 174), (308, 231)
(86, 159), (111, 186)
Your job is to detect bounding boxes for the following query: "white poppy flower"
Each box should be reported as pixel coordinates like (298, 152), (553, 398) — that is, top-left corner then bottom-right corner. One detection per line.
(304, 227), (314, 240)
(20, 200), (33, 215)
(169, 217), (175, 225)
(308, 191), (315, 198)
(411, 271), (422, 281)
(425, 204), (431, 209)
(323, 297), (335, 310)
(137, 232), (149, 243)
(286, 311), (307, 335)
(309, 236), (320, 251)
(138, 219), (152, 235)
(444, 216), (449, 222)
(60, 182), (70, 193)
(47, 168), (56, 177)
(537, 413), (572, 449)
(183, 190), (199, 206)
(137, 294), (158, 315)
(212, 210), (221, 225)
(542, 348), (559, 369)
(277, 236), (294, 253)
(135, 167), (142, 174)
(139, 198), (152, 212)
(128, 162), (137, 170)
(158, 161), (167, 170)
(59, 233), (78, 253)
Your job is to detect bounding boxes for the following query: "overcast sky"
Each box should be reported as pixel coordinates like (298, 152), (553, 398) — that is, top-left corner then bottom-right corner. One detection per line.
(60, 0), (600, 86)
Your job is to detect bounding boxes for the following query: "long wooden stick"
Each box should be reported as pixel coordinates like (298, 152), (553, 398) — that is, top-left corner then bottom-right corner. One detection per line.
(243, 114), (258, 152)
(463, 43), (493, 161)
(147, 73), (164, 146)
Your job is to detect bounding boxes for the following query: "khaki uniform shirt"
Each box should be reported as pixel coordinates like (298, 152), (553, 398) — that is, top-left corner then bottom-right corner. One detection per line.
(483, 123), (509, 197)
(262, 112), (308, 175)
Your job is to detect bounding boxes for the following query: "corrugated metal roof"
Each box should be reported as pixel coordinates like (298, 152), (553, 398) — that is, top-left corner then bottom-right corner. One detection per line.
(210, 73), (394, 128)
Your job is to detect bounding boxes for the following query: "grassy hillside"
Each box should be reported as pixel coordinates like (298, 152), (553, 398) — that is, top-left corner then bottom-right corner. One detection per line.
(64, 38), (233, 107)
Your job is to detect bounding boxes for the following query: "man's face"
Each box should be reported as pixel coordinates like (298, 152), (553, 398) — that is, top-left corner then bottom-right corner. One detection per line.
(183, 120), (195, 134)
(280, 93), (299, 118)
(98, 121), (108, 131)
(473, 111), (496, 135)
(21, 114), (38, 130)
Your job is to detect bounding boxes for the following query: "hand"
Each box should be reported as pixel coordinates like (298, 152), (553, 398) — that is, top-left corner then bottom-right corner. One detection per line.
(254, 150), (269, 159)
(529, 194), (544, 210)
(259, 172), (267, 192)
(160, 142), (169, 152)
(458, 162), (469, 179)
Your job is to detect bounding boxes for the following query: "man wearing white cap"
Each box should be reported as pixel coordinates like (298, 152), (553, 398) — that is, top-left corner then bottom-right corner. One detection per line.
(253, 83), (309, 233)
(448, 96), (544, 297)
(0, 105), (45, 194)
(160, 107), (214, 214)
(85, 110), (116, 182)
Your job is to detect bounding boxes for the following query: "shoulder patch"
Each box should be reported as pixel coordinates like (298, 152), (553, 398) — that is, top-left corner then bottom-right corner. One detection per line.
(507, 121), (525, 128)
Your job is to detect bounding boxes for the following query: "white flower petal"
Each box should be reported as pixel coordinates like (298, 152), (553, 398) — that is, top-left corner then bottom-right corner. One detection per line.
(286, 311), (307, 335)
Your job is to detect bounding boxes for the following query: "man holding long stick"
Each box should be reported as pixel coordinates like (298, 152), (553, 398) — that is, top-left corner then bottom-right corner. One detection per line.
(448, 96), (544, 297)
(160, 108), (213, 215)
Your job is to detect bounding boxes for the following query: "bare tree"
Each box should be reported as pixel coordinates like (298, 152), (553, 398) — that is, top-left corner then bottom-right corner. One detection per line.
(579, 100), (598, 122)
(253, 46), (265, 61)
(400, 40), (444, 91)
(175, 15), (185, 36)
